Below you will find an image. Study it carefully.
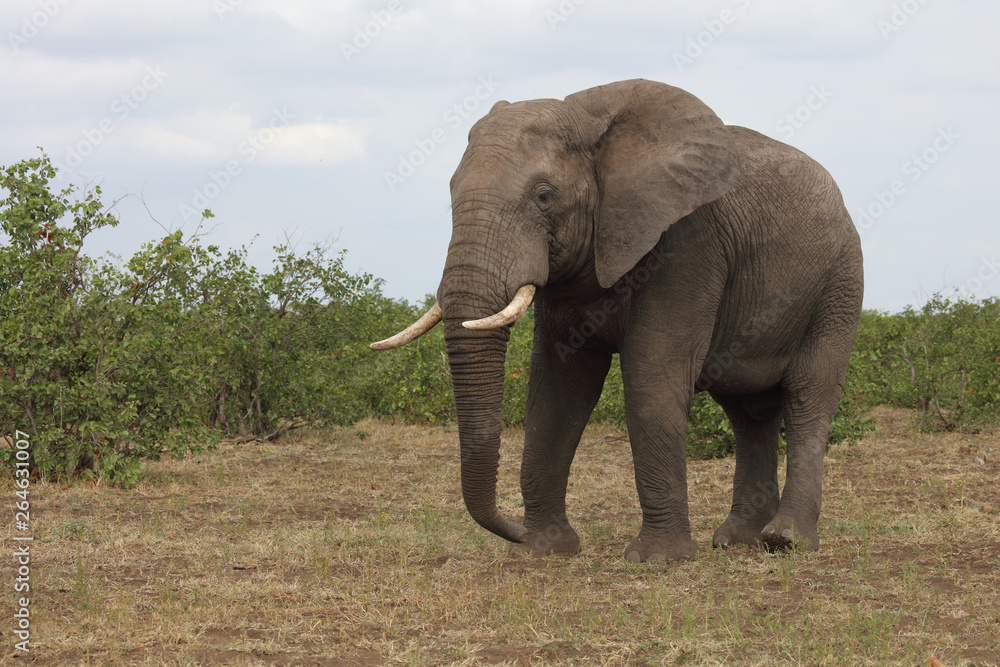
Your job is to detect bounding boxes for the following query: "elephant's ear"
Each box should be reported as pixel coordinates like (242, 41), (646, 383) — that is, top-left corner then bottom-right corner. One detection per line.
(566, 79), (739, 288)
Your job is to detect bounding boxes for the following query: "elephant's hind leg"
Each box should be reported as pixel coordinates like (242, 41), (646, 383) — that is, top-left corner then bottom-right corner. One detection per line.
(760, 374), (841, 553)
(761, 257), (862, 552)
(711, 390), (782, 548)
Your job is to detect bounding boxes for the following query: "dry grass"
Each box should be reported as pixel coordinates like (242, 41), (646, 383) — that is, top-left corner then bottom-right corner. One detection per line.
(4, 407), (1000, 666)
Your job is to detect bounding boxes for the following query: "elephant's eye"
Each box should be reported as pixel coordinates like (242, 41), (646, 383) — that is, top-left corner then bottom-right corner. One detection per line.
(535, 188), (556, 209)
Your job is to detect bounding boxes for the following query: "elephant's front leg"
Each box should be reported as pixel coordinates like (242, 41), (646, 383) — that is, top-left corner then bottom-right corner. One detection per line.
(514, 337), (611, 556)
(620, 360), (699, 562)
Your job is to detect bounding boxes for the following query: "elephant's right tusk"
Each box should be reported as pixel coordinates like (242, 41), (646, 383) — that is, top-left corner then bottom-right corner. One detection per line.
(370, 302), (443, 350)
(462, 285), (536, 330)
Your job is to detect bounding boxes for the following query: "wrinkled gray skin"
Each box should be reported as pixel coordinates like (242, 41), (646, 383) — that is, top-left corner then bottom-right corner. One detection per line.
(435, 79), (862, 562)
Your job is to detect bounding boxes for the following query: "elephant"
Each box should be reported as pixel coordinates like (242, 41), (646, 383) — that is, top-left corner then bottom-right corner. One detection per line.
(372, 79), (863, 562)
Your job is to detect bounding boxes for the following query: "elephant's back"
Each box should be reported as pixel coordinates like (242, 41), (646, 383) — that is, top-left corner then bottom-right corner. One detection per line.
(711, 125), (858, 271)
(689, 126), (862, 383)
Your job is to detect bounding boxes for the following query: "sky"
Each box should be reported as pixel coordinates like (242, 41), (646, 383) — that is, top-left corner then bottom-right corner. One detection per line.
(1, 0), (997, 313)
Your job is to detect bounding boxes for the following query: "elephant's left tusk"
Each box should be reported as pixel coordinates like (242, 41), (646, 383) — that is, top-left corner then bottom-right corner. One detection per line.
(462, 285), (536, 330)
(370, 301), (442, 350)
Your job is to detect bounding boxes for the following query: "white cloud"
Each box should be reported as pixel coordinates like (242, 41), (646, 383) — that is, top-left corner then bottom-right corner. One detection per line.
(109, 111), (366, 167)
(126, 120), (231, 164)
(1, 0), (998, 308)
(257, 0), (354, 33)
(256, 122), (366, 166)
(39, 0), (213, 38)
(0, 52), (158, 105)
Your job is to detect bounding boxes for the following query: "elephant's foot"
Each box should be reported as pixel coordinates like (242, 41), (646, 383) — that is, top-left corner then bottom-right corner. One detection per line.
(508, 523), (580, 557)
(712, 514), (772, 549)
(623, 533), (697, 563)
(760, 513), (819, 552)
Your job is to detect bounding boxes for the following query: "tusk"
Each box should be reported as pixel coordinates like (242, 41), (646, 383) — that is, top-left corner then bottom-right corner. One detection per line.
(462, 285), (536, 330)
(370, 302), (442, 350)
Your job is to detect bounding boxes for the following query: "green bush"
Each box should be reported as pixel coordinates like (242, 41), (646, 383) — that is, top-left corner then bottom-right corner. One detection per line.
(357, 296), (456, 424)
(685, 393), (737, 459)
(198, 239), (382, 434)
(501, 309), (533, 427)
(852, 296), (1000, 432)
(0, 154), (384, 483)
(0, 156), (216, 484)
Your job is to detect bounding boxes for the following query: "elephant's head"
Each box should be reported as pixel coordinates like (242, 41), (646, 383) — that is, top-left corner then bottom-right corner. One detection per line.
(372, 79), (739, 543)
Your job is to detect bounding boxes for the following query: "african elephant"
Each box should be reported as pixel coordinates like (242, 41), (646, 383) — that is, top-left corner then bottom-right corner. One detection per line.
(372, 79), (863, 562)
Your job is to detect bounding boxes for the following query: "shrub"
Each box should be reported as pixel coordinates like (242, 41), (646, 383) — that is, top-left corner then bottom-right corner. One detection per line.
(0, 156), (216, 484)
(199, 239), (382, 434)
(0, 154), (385, 483)
(357, 296), (456, 424)
(852, 296), (1000, 432)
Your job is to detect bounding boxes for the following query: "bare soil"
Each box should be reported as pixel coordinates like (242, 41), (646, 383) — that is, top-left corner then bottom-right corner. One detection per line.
(4, 407), (999, 665)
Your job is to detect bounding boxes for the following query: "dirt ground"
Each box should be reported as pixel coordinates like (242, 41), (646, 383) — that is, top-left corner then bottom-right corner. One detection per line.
(3, 407), (999, 665)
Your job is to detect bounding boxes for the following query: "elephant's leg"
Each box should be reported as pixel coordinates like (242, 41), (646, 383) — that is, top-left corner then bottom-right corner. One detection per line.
(513, 338), (611, 556)
(762, 336), (851, 552)
(711, 390), (782, 548)
(620, 362), (700, 563)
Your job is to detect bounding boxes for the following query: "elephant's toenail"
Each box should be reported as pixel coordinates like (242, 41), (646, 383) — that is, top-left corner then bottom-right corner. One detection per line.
(626, 550), (641, 563)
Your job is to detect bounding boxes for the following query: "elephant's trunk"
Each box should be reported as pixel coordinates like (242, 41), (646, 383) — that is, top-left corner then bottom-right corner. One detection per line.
(437, 185), (547, 543)
(442, 313), (527, 543)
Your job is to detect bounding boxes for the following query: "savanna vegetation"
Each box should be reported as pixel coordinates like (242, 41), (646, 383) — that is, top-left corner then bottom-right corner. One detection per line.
(2, 154), (1000, 664)
(2, 154), (999, 484)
